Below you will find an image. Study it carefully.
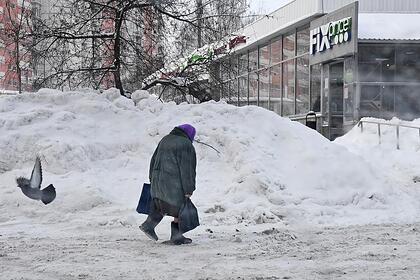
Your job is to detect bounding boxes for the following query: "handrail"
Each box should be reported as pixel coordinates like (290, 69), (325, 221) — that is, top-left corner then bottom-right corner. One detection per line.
(289, 113), (323, 122)
(358, 119), (420, 150)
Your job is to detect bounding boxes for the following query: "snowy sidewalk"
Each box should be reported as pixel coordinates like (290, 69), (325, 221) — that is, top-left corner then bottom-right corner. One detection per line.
(1, 222), (419, 280)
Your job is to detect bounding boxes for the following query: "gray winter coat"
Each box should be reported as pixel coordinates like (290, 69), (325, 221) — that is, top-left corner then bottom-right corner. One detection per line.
(149, 127), (196, 208)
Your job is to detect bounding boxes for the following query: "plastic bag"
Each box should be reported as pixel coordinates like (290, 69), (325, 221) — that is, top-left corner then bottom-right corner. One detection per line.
(178, 198), (200, 233)
(136, 183), (152, 215)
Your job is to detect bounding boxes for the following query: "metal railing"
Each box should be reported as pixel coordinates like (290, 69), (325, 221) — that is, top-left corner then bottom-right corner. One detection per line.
(358, 119), (420, 150)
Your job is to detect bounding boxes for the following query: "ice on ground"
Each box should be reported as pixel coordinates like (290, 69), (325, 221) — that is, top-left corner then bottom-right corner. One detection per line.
(0, 90), (419, 229)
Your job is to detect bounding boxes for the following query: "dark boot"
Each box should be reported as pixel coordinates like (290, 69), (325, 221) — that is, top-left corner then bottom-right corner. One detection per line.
(140, 217), (161, 241)
(170, 222), (192, 245)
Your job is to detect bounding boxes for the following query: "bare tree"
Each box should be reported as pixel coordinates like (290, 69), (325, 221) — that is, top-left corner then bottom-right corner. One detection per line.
(142, 0), (249, 103)
(31, 0), (219, 95)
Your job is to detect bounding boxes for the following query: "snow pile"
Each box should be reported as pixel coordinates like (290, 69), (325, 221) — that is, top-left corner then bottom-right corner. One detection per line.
(336, 117), (420, 200)
(0, 91), (419, 229)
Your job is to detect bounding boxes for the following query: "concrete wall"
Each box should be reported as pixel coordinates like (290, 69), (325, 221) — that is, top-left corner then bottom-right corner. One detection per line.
(234, 0), (323, 52)
(322, 0), (420, 13)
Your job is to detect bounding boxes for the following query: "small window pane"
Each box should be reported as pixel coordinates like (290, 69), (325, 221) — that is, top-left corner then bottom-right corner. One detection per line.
(239, 53), (248, 75)
(270, 65), (282, 114)
(249, 49), (258, 72)
(296, 55), (309, 114)
(249, 72), (258, 106)
(271, 38), (282, 64)
(396, 45), (420, 82)
(259, 69), (269, 109)
(310, 64), (321, 112)
(259, 44), (270, 69)
(282, 59), (295, 115)
(239, 76), (248, 106)
(228, 79), (238, 105)
(283, 32), (295, 61)
(297, 27), (310, 55)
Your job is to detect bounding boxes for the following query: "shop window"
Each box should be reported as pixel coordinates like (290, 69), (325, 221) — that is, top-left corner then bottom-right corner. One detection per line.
(361, 85), (420, 121)
(249, 49), (258, 72)
(395, 86), (420, 120)
(220, 59), (230, 82)
(220, 82), (228, 100)
(359, 44), (395, 82)
(343, 84), (355, 123)
(270, 64), (282, 115)
(297, 27), (310, 56)
(283, 32), (295, 61)
(229, 56), (238, 80)
(282, 59), (295, 115)
(396, 45), (420, 82)
(271, 37), (282, 65)
(259, 69), (269, 109)
(249, 72), (258, 106)
(239, 76), (248, 106)
(296, 55), (309, 114)
(360, 85), (382, 119)
(238, 53), (248, 75)
(259, 44), (270, 69)
(310, 64), (321, 112)
(228, 79), (238, 105)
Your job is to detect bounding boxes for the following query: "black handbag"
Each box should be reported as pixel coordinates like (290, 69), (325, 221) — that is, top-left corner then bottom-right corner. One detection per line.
(136, 183), (152, 215)
(178, 198), (200, 233)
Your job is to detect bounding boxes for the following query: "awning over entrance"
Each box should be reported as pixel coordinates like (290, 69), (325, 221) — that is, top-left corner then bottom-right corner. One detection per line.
(359, 13), (420, 41)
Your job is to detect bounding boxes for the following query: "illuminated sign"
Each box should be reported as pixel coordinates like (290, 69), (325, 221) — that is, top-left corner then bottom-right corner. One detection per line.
(310, 17), (352, 55)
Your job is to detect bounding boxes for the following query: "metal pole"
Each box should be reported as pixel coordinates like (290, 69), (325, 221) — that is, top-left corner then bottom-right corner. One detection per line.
(360, 121), (364, 133)
(378, 123), (381, 145)
(396, 125), (400, 150)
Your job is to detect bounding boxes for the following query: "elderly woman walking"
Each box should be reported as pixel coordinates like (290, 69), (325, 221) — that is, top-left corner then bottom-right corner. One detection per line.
(140, 124), (197, 245)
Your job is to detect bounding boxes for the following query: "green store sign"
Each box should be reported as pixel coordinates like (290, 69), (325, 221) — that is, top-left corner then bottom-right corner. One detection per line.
(310, 17), (352, 55)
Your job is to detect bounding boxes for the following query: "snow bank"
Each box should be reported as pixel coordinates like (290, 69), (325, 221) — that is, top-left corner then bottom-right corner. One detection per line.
(336, 117), (420, 213)
(0, 91), (419, 229)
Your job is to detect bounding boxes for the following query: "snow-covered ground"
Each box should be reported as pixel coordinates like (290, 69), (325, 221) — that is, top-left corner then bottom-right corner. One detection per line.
(1, 89), (419, 279)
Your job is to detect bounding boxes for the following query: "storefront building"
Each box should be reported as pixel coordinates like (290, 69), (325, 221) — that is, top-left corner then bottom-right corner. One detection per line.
(214, 0), (420, 139)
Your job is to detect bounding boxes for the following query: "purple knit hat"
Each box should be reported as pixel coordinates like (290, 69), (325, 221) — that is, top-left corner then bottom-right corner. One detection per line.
(177, 124), (196, 141)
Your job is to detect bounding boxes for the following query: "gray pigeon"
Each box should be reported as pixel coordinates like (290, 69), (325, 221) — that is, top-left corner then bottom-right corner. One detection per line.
(16, 157), (56, 205)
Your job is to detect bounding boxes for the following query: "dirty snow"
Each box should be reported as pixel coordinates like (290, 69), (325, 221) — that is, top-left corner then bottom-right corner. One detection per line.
(1, 90), (420, 279)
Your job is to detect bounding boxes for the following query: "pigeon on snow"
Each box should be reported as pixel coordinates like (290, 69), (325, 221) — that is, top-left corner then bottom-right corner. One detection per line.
(16, 157), (56, 205)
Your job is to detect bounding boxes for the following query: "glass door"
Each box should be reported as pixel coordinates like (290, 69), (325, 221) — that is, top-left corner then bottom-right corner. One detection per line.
(329, 62), (344, 140)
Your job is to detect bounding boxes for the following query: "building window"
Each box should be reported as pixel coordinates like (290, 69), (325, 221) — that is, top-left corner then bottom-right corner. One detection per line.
(238, 53), (248, 75)
(249, 49), (258, 72)
(297, 27), (310, 56)
(259, 44), (270, 69)
(282, 59), (295, 115)
(249, 72), (258, 106)
(283, 32), (295, 61)
(271, 37), (282, 65)
(359, 45), (395, 82)
(228, 78), (238, 105)
(239, 76), (248, 106)
(310, 64), (321, 112)
(396, 45), (420, 82)
(270, 64), (281, 114)
(296, 55), (309, 114)
(259, 69), (269, 109)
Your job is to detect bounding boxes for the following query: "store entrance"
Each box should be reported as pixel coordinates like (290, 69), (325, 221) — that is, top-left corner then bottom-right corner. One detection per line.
(329, 62), (344, 140)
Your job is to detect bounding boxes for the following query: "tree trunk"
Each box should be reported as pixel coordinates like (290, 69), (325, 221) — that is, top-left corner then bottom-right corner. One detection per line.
(16, 40), (22, 94)
(113, 9), (124, 95)
(196, 0), (203, 48)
